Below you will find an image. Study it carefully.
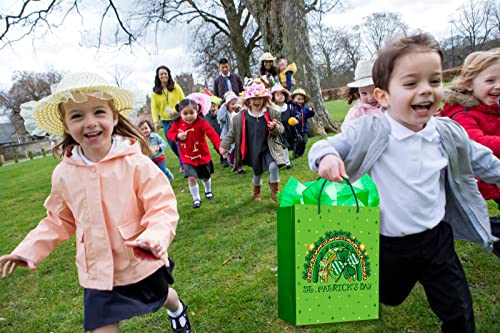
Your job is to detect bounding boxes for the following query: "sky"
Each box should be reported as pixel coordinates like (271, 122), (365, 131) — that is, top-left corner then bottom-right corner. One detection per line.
(0, 0), (466, 100)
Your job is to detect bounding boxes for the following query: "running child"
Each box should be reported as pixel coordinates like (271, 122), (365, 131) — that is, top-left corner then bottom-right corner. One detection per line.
(290, 88), (315, 157)
(138, 119), (175, 180)
(442, 49), (500, 242)
(219, 82), (285, 204)
(167, 98), (221, 209)
(0, 72), (191, 333)
(271, 84), (299, 169)
(309, 34), (500, 333)
(341, 58), (383, 131)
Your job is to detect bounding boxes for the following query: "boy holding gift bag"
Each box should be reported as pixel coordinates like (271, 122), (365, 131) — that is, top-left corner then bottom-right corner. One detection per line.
(309, 34), (500, 333)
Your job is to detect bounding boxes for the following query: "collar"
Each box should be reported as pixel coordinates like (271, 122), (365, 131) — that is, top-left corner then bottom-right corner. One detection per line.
(221, 72), (231, 78)
(385, 112), (438, 142)
(70, 135), (132, 164)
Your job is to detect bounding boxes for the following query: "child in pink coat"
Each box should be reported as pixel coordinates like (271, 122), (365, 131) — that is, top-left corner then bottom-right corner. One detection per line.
(341, 58), (383, 132)
(0, 72), (192, 333)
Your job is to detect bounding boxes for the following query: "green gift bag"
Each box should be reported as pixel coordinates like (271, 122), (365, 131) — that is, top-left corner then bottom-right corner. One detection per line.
(277, 176), (380, 326)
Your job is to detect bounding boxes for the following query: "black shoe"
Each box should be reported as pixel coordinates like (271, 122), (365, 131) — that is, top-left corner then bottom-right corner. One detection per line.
(169, 300), (192, 333)
(205, 192), (214, 200)
(285, 163), (292, 169)
(192, 199), (201, 209)
(237, 168), (246, 174)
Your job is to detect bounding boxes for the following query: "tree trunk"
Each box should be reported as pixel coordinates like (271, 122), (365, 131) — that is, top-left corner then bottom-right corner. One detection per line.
(223, 1), (253, 78)
(244, 0), (340, 135)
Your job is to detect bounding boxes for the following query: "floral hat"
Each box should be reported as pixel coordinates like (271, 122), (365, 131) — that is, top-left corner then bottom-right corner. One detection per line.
(33, 72), (135, 136)
(290, 88), (310, 103)
(259, 52), (276, 62)
(242, 82), (271, 100)
(270, 84), (290, 97)
(186, 92), (211, 116)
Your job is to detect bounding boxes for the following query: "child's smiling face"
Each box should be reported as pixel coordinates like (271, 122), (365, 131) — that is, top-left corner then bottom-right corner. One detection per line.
(293, 94), (305, 105)
(180, 105), (198, 124)
(139, 122), (151, 138)
(374, 51), (443, 132)
(358, 85), (380, 108)
(273, 91), (286, 104)
(62, 95), (118, 162)
(248, 97), (264, 111)
(468, 60), (500, 106)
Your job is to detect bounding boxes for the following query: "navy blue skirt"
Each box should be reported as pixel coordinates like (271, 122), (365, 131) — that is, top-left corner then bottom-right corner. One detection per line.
(83, 261), (174, 331)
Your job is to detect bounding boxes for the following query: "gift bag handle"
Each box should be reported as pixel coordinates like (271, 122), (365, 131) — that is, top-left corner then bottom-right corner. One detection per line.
(317, 177), (359, 214)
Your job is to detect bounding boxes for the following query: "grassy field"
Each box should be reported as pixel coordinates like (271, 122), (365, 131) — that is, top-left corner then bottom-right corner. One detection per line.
(0, 102), (498, 332)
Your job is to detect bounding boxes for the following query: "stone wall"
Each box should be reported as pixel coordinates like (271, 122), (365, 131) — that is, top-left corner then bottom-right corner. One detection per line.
(0, 139), (54, 160)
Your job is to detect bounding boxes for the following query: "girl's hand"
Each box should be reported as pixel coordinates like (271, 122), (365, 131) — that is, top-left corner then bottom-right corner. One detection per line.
(177, 131), (187, 141)
(318, 154), (348, 183)
(0, 254), (36, 278)
(219, 147), (227, 156)
(124, 240), (170, 268)
(267, 119), (278, 130)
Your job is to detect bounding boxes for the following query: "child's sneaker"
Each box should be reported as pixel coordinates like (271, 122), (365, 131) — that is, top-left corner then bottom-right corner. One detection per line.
(166, 169), (175, 180)
(237, 167), (246, 174)
(169, 300), (192, 333)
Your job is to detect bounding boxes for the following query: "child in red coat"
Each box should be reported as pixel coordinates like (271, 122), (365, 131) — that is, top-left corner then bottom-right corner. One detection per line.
(442, 48), (500, 243)
(167, 98), (222, 208)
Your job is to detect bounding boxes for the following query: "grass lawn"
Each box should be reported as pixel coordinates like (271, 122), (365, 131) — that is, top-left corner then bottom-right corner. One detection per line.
(0, 108), (499, 332)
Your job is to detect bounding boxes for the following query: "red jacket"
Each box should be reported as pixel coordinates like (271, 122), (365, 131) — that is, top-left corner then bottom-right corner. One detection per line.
(167, 118), (221, 166)
(443, 89), (500, 200)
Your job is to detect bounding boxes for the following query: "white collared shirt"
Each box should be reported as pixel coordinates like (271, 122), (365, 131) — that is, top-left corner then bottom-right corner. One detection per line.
(370, 113), (448, 236)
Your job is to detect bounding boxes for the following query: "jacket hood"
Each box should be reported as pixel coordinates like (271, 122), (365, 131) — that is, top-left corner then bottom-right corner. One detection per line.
(442, 88), (480, 108)
(63, 137), (139, 166)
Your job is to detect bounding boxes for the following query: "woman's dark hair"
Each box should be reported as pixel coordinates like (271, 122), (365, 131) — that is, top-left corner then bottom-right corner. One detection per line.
(259, 62), (278, 76)
(153, 66), (175, 94)
(173, 98), (206, 122)
(137, 119), (154, 131)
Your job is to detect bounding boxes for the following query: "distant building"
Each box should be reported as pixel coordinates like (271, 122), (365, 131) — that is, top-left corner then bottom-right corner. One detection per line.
(0, 123), (15, 145)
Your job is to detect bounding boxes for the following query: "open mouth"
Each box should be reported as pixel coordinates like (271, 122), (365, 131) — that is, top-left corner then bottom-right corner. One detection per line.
(411, 102), (433, 113)
(84, 131), (102, 139)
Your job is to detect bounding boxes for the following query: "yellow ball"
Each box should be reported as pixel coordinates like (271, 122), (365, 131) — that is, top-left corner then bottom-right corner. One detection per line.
(288, 117), (299, 126)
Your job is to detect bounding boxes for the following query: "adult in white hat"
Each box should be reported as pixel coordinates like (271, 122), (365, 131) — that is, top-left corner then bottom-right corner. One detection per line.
(259, 52), (280, 88)
(341, 58), (383, 132)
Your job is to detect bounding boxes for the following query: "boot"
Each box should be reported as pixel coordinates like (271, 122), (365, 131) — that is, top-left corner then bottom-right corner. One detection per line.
(269, 181), (280, 204)
(253, 184), (262, 202)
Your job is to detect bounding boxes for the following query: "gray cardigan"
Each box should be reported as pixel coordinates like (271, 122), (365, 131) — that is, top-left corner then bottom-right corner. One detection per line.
(308, 114), (500, 251)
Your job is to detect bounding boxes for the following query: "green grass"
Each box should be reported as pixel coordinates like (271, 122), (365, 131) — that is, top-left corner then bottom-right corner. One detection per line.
(325, 100), (350, 122)
(0, 129), (499, 332)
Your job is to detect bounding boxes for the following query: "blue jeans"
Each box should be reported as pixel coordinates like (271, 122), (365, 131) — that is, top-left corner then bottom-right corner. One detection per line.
(162, 120), (183, 168)
(154, 160), (174, 180)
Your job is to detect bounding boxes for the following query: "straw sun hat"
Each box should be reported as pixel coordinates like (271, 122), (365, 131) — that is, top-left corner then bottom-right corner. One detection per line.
(33, 72), (135, 136)
(290, 88), (310, 103)
(347, 58), (376, 88)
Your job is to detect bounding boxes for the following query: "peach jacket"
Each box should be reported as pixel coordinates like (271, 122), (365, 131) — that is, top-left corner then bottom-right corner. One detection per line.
(12, 140), (178, 290)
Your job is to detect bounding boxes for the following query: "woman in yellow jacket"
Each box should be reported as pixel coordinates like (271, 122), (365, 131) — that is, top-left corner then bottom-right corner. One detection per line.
(151, 66), (186, 172)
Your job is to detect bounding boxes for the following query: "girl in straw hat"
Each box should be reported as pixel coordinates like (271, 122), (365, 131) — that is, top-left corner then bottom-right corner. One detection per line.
(340, 58), (383, 132)
(0, 72), (192, 333)
(219, 82), (285, 204)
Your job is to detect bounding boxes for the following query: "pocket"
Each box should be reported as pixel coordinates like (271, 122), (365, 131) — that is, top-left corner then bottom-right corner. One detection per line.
(75, 229), (88, 272)
(117, 219), (145, 241)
